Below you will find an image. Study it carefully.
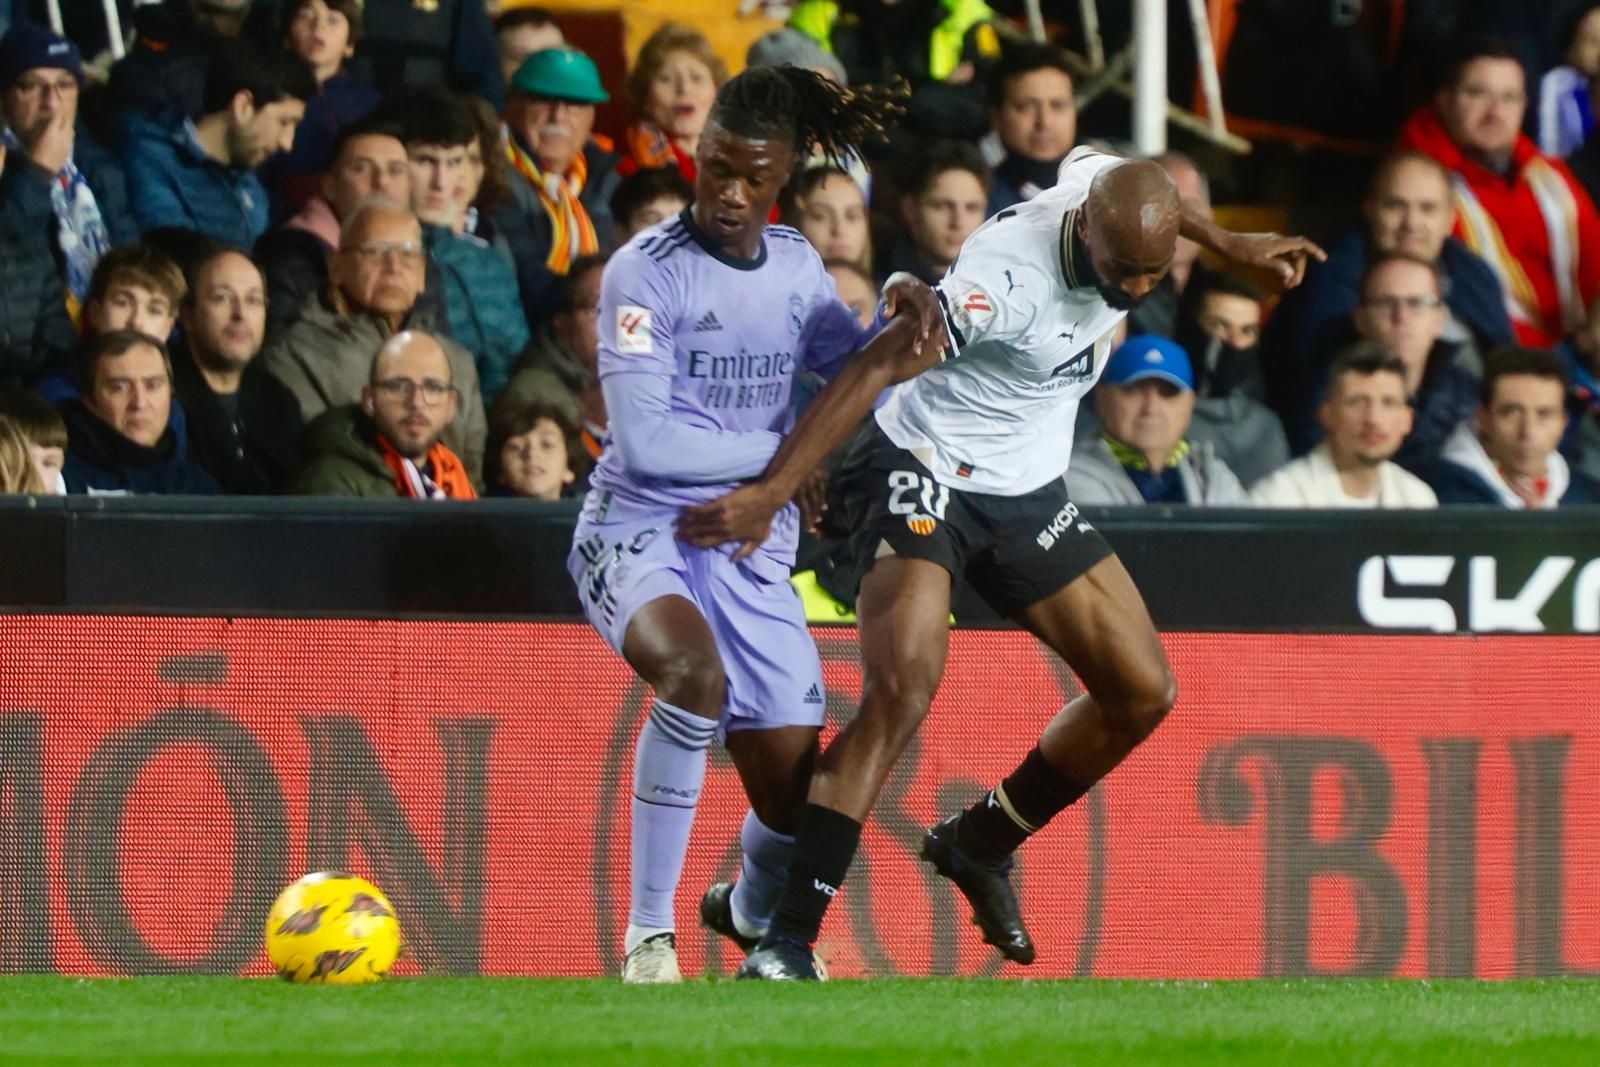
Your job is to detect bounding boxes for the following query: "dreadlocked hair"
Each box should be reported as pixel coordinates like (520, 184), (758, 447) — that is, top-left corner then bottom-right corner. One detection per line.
(707, 65), (905, 164)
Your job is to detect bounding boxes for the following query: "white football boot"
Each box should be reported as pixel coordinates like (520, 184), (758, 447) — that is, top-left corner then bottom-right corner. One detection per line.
(621, 932), (682, 984)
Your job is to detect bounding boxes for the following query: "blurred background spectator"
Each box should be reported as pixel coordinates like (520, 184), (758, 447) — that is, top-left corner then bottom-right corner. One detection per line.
(1067, 335), (1248, 506)
(609, 164), (691, 244)
(61, 328), (217, 494)
(483, 397), (583, 499)
(291, 330), (476, 498)
(1425, 344), (1600, 506)
(1252, 345), (1437, 508)
(0, 412), (44, 493)
(172, 246), (302, 493)
(981, 41), (1075, 215)
(261, 197), (486, 478)
(0, 384), (65, 492)
(498, 251), (604, 463)
(495, 6), (564, 87)
(495, 45), (616, 324)
(618, 22), (724, 183)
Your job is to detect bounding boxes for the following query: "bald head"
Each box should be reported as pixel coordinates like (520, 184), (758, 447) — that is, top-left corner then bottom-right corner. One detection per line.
(332, 197), (426, 323)
(364, 330), (458, 462)
(341, 197), (421, 249)
(372, 330), (451, 385)
(1069, 160), (1180, 310)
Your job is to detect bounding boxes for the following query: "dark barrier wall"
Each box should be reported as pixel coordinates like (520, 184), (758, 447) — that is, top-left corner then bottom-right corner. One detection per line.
(2, 617), (1597, 979)
(2, 498), (1600, 632)
(2, 502), (1598, 977)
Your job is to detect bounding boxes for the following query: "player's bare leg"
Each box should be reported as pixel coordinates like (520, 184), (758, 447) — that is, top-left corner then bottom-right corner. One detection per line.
(925, 553), (1176, 962)
(738, 557), (953, 979)
(617, 596), (726, 983)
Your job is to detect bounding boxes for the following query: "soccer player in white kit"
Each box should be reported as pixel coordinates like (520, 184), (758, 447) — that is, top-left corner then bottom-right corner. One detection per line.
(679, 146), (1325, 979)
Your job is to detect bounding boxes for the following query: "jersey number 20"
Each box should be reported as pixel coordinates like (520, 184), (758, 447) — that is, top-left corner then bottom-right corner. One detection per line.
(887, 470), (950, 519)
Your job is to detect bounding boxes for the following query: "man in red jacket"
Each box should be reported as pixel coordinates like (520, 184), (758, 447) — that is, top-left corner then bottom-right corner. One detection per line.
(1398, 38), (1600, 356)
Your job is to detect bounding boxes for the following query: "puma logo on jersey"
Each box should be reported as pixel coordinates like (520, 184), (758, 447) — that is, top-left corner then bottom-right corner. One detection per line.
(1004, 270), (1021, 294)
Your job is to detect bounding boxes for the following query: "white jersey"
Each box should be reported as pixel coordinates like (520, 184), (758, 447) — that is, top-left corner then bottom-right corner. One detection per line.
(875, 147), (1127, 496)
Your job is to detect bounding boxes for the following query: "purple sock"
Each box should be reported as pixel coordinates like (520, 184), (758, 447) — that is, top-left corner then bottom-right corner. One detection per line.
(628, 698), (717, 939)
(729, 809), (794, 938)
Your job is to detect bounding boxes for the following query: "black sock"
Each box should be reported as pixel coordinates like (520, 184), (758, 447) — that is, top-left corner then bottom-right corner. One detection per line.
(954, 746), (1089, 866)
(766, 803), (862, 945)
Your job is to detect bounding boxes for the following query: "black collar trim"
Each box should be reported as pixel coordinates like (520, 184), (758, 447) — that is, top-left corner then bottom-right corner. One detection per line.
(679, 207), (767, 272)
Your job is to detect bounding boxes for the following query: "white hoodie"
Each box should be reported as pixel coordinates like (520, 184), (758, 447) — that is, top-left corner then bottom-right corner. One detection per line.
(1437, 421), (1570, 509)
(1250, 444), (1437, 509)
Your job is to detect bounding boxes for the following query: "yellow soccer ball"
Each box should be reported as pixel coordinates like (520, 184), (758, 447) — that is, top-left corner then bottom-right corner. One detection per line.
(265, 872), (401, 984)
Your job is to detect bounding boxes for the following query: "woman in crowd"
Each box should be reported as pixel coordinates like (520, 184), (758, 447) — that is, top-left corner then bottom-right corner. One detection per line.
(786, 165), (872, 275)
(617, 22), (725, 182)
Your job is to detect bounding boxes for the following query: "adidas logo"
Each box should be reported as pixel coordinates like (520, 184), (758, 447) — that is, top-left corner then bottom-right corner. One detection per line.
(693, 311), (723, 332)
(803, 683), (823, 705)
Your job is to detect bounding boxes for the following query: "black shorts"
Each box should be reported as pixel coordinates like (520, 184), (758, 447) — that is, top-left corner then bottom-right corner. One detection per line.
(835, 421), (1115, 618)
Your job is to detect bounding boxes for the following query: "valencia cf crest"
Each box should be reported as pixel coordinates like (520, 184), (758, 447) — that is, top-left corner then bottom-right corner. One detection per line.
(905, 515), (937, 536)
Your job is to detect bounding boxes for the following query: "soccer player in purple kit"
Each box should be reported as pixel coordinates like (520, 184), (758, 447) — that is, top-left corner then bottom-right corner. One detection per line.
(566, 66), (939, 982)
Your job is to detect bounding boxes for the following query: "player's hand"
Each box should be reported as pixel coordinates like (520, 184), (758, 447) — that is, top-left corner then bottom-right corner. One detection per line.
(880, 272), (941, 345)
(795, 467), (829, 534)
(1218, 231), (1326, 289)
(677, 481), (783, 560)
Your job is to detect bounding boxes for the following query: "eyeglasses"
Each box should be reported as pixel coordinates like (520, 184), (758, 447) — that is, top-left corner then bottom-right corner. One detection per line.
(373, 377), (453, 405)
(1361, 294), (1443, 315)
(10, 75), (78, 99)
(1456, 85), (1526, 109)
(344, 241), (425, 267)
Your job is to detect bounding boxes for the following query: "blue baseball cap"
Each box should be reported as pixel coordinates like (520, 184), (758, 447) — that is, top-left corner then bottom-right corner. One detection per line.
(0, 24), (83, 91)
(1102, 334), (1194, 391)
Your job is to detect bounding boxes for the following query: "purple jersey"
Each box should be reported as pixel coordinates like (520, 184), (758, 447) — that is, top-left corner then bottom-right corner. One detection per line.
(587, 210), (866, 571)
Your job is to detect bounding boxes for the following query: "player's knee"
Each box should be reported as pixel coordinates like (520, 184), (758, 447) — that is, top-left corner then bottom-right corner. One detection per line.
(1127, 662), (1177, 739)
(652, 651), (726, 718)
(860, 659), (938, 740)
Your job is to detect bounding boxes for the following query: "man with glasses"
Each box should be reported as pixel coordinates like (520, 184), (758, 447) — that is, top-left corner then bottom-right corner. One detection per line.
(289, 329), (476, 498)
(263, 196), (487, 480)
(1292, 253), (1480, 470)
(1265, 150), (1513, 442)
(0, 24), (136, 311)
(493, 47), (619, 324)
(1398, 37), (1600, 356)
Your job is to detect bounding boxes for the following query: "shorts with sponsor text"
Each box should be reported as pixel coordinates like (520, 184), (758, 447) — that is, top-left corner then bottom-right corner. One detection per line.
(836, 422), (1114, 618)
(567, 494), (825, 736)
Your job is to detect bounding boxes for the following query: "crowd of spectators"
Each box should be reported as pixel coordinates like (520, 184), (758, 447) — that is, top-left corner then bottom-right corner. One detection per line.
(0, 0), (1598, 514)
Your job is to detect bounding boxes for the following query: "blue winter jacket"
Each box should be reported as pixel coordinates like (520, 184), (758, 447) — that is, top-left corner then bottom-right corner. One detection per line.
(123, 112), (269, 246)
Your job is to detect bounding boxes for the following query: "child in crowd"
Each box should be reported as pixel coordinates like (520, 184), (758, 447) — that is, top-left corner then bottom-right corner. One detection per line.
(267, 0), (380, 218)
(0, 387), (69, 494)
(485, 401), (583, 500)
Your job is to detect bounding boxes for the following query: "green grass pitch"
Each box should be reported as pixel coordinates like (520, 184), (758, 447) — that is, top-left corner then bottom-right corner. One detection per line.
(0, 976), (1596, 1065)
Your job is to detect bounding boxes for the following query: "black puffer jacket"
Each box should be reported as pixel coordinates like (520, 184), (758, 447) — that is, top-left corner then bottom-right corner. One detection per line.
(0, 196), (78, 387)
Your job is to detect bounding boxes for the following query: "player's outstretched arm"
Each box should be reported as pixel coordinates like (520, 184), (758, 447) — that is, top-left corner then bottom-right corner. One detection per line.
(677, 311), (940, 555)
(1178, 202), (1327, 289)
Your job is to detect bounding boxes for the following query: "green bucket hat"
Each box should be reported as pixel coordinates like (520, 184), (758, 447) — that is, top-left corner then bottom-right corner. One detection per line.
(510, 47), (610, 103)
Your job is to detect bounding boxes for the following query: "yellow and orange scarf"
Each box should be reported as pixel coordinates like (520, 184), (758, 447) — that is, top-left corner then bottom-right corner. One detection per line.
(507, 138), (599, 275)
